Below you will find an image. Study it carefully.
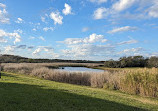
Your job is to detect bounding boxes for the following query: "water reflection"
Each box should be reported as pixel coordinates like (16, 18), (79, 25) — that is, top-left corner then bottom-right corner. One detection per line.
(57, 67), (104, 72)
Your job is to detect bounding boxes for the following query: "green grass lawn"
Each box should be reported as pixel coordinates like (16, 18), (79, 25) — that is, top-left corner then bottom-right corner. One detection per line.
(0, 72), (158, 111)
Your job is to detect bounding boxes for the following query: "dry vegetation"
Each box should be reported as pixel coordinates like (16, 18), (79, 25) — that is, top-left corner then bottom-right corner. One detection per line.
(1, 63), (158, 98)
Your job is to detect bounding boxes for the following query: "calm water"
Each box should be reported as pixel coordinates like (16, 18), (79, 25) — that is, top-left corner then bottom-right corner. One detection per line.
(58, 67), (104, 72)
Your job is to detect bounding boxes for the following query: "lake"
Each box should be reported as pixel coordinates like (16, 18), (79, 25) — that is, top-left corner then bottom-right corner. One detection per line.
(58, 67), (104, 72)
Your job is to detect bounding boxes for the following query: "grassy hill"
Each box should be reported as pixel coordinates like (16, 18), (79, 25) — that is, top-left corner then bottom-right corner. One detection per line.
(0, 72), (158, 111)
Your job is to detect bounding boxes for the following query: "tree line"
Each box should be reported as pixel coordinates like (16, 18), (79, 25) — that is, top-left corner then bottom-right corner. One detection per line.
(0, 54), (104, 63)
(104, 56), (158, 68)
(1, 54), (158, 68)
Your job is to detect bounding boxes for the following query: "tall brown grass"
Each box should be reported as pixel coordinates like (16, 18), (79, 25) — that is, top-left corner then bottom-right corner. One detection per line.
(119, 68), (158, 97)
(1, 63), (158, 98)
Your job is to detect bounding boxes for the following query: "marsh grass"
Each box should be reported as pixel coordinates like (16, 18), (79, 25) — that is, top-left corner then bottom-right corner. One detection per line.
(119, 68), (158, 97)
(1, 63), (158, 97)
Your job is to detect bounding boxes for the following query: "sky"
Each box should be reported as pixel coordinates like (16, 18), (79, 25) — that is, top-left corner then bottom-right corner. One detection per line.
(0, 0), (158, 60)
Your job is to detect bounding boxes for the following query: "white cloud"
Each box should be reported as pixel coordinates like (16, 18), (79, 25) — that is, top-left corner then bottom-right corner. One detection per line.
(60, 33), (107, 45)
(41, 16), (46, 23)
(43, 27), (54, 32)
(3, 45), (29, 54)
(0, 37), (7, 43)
(117, 39), (138, 45)
(50, 11), (63, 25)
(147, 1), (158, 18)
(62, 44), (115, 59)
(14, 35), (21, 44)
(93, 0), (158, 20)
(33, 46), (53, 55)
(0, 29), (21, 44)
(5, 45), (15, 53)
(1, 45), (34, 55)
(58, 33), (111, 60)
(0, 3), (9, 23)
(29, 36), (35, 40)
(15, 18), (24, 23)
(32, 46), (59, 58)
(112, 0), (137, 12)
(118, 47), (144, 55)
(82, 27), (89, 32)
(39, 36), (45, 41)
(89, 0), (107, 4)
(32, 28), (37, 31)
(14, 29), (23, 34)
(33, 48), (41, 55)
(62, 3), (72, 15)
(93, 7), (109, 19)
(107, 26), (137, 34)
(0, 3), (6, 8)
(29, 36), (45, 41)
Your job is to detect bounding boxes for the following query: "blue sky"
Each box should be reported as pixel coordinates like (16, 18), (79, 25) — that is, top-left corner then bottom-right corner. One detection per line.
(0, 0), (158, 60)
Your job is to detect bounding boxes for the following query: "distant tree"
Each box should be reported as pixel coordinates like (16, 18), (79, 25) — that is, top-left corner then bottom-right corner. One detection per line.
(28, 59), (34, 63)
(104, 59), (120, 68)
(104, 56), (148, 68)
(0, 54), (104, 64)
(119, 57), (127, 68)
(147, 56), (158, 68)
